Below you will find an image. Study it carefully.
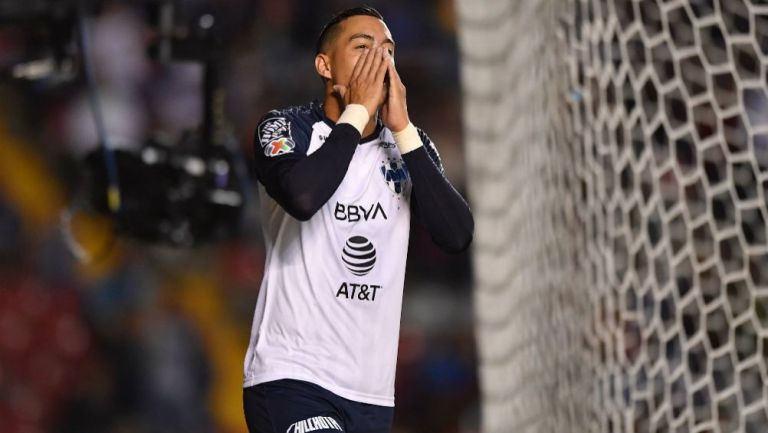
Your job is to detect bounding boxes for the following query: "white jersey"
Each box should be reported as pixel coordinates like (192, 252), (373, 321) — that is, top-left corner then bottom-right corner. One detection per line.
(243, 101), (429, 406)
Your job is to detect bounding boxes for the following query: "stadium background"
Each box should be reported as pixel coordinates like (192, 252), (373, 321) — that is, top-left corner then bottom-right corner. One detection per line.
(0, 1), (478, 433)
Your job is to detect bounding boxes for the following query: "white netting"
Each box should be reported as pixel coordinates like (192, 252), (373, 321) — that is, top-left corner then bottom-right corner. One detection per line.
(458, 1), (768, 432)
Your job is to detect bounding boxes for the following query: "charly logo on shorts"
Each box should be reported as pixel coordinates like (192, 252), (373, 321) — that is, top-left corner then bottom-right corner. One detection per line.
(341, 235), (376, 276)
(286, 416), (343, 433)
(380, 157), (410, 195)
(258, 117), (295, 157)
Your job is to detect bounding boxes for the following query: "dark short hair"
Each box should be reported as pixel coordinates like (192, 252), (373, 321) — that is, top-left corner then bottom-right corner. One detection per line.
(316, 6), (384, 54)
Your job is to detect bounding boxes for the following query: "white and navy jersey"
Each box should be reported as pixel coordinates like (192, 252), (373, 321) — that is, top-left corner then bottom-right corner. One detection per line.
(243, 101), (446, 406)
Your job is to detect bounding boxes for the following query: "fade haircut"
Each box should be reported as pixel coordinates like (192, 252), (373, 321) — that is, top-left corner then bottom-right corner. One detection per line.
(316, 6), (384, 54)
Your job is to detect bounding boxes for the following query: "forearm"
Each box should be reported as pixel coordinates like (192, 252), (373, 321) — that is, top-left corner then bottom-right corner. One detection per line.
(403, 145), (474, 253)
(261, 106), (369, 221)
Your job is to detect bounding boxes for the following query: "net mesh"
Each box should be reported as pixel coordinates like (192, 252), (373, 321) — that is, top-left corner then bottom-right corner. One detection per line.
(457, 1), (768, 432)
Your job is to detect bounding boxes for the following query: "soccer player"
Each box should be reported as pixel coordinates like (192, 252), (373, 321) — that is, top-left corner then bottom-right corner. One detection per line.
(243, 6), (473, 433)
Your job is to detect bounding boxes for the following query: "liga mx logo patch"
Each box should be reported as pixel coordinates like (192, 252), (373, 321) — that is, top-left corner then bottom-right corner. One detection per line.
(380, 157), (410, 195)
(258, 117), (295, 157)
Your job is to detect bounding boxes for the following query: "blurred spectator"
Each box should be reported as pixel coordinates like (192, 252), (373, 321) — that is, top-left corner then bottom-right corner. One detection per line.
(62, 3), (150, 156)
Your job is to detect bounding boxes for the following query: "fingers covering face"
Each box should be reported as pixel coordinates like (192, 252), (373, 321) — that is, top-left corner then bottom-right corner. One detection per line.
(363, 47), (385, 82)
(358, 47), (376, 80)
(374, 49), (388, 85)
(351, 48), (370, 81)
(368, 47), (385, 81)
(386, 60), (403, 93)
(352, 47), (390, 85)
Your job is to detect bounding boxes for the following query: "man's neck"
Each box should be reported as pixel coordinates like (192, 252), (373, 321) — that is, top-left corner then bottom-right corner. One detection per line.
(323, 92), (379, 138)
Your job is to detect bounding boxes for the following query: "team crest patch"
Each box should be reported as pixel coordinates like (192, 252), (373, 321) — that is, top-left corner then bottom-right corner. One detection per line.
(258, 117), (295, 157)
(380, 158), (410, 195)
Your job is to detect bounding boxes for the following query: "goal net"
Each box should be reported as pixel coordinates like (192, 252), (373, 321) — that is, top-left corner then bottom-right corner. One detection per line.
(457, 1), (768, 432)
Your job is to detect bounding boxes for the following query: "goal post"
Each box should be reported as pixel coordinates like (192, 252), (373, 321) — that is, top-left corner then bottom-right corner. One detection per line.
(457, 1), (768, 432)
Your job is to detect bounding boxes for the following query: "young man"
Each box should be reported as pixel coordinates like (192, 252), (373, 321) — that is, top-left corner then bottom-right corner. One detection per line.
(243, 7), (473, 433)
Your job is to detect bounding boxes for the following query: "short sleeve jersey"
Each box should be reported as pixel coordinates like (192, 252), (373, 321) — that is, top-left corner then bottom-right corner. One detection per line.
(243, 101), (441, 406)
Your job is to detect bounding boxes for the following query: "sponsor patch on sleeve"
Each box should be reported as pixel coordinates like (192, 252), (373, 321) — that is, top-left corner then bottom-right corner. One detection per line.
(257, 117), (295, 157)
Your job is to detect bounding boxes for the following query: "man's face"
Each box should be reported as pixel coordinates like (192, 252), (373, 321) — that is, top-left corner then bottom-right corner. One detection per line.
(325, 15), (395, 104)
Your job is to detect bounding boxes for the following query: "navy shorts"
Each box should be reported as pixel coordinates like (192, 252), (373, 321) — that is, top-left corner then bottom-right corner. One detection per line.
(243, 379), (394, 433)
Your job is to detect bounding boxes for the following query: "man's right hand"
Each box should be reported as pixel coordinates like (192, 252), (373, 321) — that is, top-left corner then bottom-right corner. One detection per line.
(333, 47), (389, 117)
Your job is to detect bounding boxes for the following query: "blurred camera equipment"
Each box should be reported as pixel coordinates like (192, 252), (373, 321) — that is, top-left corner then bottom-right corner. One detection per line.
(82, 0), (248, 248)
(0, 0), (249, 253)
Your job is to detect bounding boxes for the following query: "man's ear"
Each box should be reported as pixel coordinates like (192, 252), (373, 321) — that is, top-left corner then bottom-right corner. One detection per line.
(315, 53), (332, 81)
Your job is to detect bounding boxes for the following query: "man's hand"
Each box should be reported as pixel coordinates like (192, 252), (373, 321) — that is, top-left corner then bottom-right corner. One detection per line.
(333, 47), (389, 117)
(381, 59), (410, 133)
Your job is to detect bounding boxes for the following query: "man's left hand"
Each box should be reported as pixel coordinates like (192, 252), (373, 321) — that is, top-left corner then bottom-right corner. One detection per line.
(381, 59), (410, 133)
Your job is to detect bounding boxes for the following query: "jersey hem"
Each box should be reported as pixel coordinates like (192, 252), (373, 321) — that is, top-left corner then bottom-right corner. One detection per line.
(243, 371), (395, 407)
